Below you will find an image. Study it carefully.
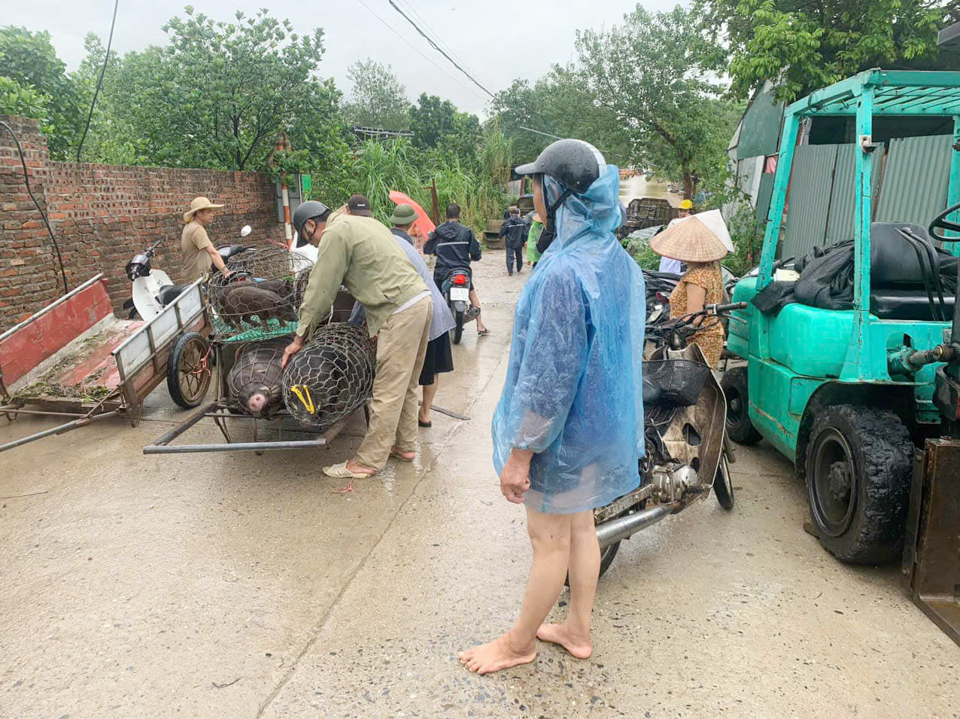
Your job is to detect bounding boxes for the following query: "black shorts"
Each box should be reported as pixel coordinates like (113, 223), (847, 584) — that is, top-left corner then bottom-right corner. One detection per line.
(419, 333), (455, 386)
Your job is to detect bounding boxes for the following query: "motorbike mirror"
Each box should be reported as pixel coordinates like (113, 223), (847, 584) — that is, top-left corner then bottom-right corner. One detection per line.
(240, 225), (252, 238)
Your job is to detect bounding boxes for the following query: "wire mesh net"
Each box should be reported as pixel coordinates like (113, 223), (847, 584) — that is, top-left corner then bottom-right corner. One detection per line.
(642, 359), (711, 407)
(207, 247), (313, 343)
(225, 336), (292, 418)
(282, 323), (377, 429)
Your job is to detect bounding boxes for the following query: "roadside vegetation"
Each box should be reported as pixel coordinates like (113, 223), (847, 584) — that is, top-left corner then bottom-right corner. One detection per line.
(2, 1), (956, 237)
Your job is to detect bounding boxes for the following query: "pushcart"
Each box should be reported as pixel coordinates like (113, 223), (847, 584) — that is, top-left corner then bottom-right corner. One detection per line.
(0, 274), (212, 453)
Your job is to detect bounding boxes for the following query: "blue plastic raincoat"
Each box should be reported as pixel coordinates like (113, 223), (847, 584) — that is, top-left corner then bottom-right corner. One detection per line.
(491, 165), (646, 514)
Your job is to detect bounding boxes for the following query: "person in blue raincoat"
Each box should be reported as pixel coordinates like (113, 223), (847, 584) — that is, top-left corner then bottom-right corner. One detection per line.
(459, 140), (646, 675)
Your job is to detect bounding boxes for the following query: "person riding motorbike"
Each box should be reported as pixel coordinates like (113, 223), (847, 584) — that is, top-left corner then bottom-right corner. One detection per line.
(424, 203), (489, 335)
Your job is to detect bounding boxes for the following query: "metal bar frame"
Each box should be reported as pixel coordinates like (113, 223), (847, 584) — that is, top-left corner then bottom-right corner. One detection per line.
(143, 399), (361, 455)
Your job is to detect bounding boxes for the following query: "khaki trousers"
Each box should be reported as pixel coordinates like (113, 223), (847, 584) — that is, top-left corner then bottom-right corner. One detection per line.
(355, 297), (433, 470)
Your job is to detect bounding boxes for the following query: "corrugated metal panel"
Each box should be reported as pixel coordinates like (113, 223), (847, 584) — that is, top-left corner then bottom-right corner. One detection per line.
(755, 173), (775, 223)
(736, 87), (785, 160)
(824, 143), (884, 246)
(875, 134), (952, 226)
(782, 144), (838, 259)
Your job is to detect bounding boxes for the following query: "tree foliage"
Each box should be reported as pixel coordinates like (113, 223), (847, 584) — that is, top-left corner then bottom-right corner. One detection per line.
(576, 5), (740, 197)
(343, 59), (411, 131)
(490, 64), (632, 166)
(698, 0), (959, 101)
(0, 26), (84, 158)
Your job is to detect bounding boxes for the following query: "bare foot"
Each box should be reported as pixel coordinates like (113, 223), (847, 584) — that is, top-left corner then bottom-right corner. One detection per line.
(458, 632), (536, 675)
(536, 623), (592, 659)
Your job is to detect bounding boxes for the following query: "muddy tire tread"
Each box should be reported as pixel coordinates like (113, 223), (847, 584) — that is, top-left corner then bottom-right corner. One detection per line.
(805, 404), (913, 564)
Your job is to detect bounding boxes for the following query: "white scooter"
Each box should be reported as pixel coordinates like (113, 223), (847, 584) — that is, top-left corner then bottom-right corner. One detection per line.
(125, 226), (252, 321)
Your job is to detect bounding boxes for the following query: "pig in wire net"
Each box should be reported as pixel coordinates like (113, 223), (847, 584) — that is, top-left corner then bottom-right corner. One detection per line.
(207, 246), (313, 343)
(282, 323), (377, 429)
(225, 336), (292, 417)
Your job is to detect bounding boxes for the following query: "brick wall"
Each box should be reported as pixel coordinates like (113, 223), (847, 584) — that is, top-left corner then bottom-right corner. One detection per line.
(0, 115), (284, 330)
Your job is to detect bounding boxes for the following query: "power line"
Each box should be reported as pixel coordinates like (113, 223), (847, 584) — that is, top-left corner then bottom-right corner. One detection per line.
(386, 0), (496, 98)
(1, 120), (69, 294)
(395, 0), (486, 86)
(77, 0), (119, 162)
(353, 0), (486, 102)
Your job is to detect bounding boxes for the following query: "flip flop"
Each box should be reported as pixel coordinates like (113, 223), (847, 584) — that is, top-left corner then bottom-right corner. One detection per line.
(477, 328), (490, 336)
(418, 419), (432, 427)
(323, 461), (376, 479)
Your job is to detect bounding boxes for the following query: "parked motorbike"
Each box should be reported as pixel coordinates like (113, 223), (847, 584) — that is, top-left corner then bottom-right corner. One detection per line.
(441, 266), (478, 344)
(642, 269), (680, 326)
(124, 226), (252, 321)
(591, 302), (745, 577)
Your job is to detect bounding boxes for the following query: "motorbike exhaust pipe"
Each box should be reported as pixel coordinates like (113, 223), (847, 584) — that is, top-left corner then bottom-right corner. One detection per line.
(596, 504), (674, 548)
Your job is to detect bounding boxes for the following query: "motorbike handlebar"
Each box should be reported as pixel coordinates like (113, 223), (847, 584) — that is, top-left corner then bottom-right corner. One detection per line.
(707, 302), (748, 314)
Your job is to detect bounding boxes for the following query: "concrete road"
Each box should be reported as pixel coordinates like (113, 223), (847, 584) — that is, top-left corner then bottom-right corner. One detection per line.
(1, 253), (957, 719)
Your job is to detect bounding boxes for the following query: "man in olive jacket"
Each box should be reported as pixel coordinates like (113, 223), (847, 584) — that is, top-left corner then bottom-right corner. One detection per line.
(283, 196), (433, 479)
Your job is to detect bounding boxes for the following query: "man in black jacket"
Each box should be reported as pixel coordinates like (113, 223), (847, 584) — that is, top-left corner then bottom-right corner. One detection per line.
(499, 206), (527, 276)
(424, 203), (489, 335)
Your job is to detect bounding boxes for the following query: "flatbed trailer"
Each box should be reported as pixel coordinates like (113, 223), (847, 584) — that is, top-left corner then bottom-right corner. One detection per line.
(0, 274), (211, 452)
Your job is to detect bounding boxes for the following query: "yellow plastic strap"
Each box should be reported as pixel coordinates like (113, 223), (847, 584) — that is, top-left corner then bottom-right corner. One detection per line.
(289, 384), (315, 414)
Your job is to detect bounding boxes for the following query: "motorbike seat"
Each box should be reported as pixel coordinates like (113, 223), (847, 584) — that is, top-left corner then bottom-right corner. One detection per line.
(159, 285), (188, 306)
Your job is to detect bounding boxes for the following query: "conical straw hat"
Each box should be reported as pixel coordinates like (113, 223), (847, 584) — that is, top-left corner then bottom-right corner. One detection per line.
(650, 215), (728, 263)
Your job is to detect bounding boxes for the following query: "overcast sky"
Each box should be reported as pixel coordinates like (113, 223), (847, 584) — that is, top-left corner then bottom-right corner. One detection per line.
(6, 0), (682, 117)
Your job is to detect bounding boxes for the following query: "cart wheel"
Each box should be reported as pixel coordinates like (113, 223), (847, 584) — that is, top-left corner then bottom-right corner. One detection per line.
(714, 452), (735, 510)
(168, 332), (212, 409)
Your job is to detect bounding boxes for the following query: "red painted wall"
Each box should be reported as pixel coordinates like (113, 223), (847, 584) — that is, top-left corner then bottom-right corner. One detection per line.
(0, 115), (284, 331)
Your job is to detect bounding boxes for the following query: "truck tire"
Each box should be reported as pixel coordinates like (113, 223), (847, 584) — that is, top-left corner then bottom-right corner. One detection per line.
(721, 366), (762, 445)
(805, 404), (913, 564)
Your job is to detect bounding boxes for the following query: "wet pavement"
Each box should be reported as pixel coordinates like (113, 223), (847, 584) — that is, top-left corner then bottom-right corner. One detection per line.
(1, 253), (958, 719)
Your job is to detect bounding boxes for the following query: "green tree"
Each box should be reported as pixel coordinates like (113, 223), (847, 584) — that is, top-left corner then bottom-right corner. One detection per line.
(343, 59), (411, 131)
(0, 26), (85, 158)
(82, 8), (327, 171)
(698, 0), (958, 101)
(576, 5), (739, 198)
(489, 64), (631, 165)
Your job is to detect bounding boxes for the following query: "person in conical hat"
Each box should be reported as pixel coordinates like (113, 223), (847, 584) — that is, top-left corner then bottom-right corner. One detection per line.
(650, 214), (729, 367)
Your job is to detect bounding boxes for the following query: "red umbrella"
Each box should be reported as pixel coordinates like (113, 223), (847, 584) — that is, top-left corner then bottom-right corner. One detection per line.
(389, 190), (436, 240)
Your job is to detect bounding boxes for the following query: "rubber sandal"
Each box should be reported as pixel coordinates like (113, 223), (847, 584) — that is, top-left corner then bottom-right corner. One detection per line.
(323, 461), (376, 479)
(390, 448), (415, 462)
(418, 419), (432, 427)
(477, 328), (490, 336)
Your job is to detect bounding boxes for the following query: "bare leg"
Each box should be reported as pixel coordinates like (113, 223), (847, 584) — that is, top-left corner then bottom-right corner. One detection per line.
(469, 289), (487, 332)
(459, 507), (571, 674)
(537, 509), (598, 659)
(420, 377), (439, 424)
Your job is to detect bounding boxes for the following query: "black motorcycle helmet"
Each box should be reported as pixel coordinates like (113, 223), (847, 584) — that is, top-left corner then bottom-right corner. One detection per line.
(514, 139), (604, 195)
(517, 140), (605, 254)
(292, 200), (332, 245)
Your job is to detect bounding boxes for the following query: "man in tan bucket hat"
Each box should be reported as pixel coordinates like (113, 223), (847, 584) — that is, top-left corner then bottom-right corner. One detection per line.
(181, 197), (232, 282)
